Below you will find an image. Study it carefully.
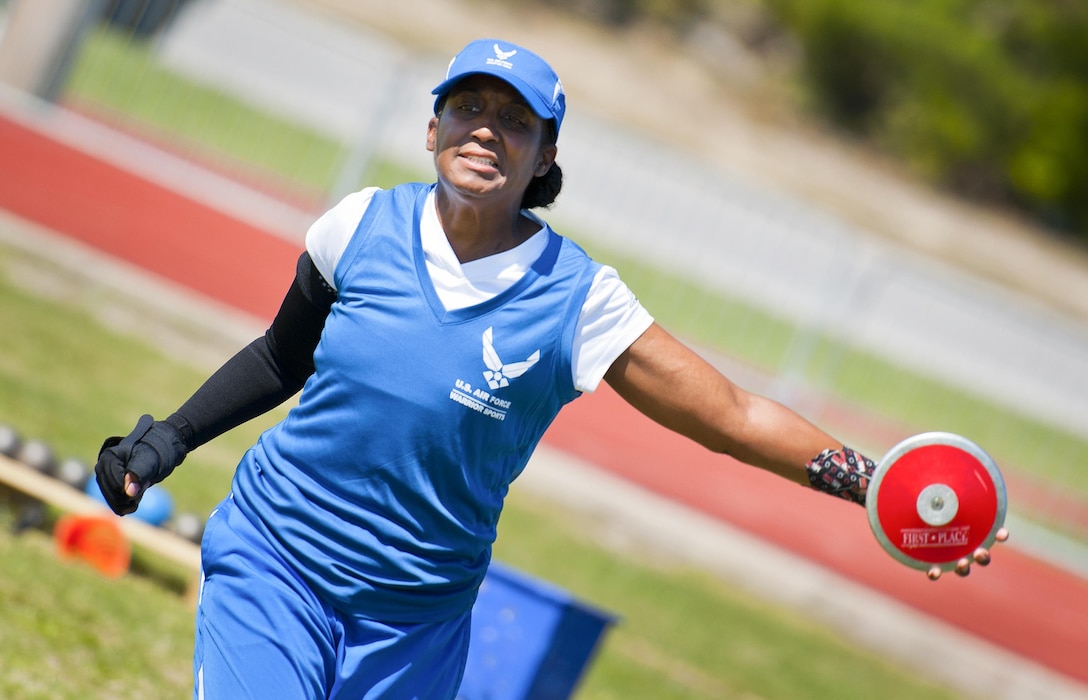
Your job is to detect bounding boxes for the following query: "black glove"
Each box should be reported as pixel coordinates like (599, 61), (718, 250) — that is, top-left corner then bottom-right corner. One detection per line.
(94, 415), (187, 516)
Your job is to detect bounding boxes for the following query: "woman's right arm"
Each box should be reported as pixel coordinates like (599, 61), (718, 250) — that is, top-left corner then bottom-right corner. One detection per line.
(93, 252), (335, 515)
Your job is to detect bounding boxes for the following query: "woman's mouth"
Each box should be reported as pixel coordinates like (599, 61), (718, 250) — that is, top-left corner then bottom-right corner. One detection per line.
(462, 154), (498, 169)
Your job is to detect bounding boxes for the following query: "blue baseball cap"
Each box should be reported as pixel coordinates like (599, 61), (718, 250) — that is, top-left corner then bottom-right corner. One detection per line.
(432, 39), (566, 136)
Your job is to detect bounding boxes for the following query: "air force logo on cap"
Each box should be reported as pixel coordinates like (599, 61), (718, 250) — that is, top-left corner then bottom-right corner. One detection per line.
(490, 44), (517, 64)
(432, 38), (567, 135)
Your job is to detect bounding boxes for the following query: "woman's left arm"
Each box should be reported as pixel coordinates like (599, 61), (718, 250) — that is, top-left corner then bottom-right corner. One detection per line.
(603, 322), (844, 486)
(604, 322), (1006, 577)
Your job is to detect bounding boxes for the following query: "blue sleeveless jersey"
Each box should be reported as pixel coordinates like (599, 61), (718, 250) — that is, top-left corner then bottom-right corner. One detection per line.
(232, 183), (601, 622)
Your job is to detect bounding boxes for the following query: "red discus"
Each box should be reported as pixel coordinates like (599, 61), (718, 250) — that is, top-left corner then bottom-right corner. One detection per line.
(867, 432), (1008, 573)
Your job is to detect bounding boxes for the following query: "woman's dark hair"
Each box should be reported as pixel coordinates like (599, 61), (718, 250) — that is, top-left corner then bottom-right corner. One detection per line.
(434, 97), (563, 209)
(522, 160), (562, 210)
(522, 118), (561, 209)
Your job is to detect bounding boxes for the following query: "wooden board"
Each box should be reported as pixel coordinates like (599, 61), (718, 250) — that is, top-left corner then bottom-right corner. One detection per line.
(0, 453), (201, 573)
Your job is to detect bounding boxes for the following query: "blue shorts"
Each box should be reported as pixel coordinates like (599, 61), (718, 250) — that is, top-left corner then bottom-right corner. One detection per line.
(194, 495), (471, 699)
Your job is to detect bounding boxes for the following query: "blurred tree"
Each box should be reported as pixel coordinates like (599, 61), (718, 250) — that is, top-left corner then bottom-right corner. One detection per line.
(768, 0), (1088, 239)
(424, 0), (1088, 237)
(99, 0), (195, 39)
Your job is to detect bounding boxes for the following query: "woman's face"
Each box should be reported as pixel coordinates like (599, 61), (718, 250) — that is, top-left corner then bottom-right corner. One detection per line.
(427, 75), (557, 207)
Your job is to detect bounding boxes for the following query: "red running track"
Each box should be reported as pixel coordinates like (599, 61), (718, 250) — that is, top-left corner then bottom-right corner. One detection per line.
(4, 112), (1087, 686)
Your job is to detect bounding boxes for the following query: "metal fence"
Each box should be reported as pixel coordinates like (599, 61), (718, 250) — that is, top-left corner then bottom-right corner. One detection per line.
(2, 0), (1087, 551)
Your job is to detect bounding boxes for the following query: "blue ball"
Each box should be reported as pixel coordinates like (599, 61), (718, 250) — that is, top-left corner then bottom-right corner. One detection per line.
(85, 479), (174, 527)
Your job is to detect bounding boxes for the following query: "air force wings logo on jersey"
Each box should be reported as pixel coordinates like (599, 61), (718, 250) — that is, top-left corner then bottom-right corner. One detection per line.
(448, 328), (540, 421)
(482, 327), (539, 390)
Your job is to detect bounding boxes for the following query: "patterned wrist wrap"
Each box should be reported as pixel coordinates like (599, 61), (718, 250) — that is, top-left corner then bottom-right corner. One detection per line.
(805, 446), (876, 506)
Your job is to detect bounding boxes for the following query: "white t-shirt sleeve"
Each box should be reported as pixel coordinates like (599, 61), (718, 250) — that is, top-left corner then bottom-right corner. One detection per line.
(572, 266), (654, 393)
(304, 187), (381, 289)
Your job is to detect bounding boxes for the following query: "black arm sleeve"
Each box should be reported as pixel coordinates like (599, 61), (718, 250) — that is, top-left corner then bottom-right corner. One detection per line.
(166, 252), (336, 451)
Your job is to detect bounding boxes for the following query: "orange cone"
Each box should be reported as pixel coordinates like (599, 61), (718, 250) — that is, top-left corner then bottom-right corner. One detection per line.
(54, 514), (131, 578)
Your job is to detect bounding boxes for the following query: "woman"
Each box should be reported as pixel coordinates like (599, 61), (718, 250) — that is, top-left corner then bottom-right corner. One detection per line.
(95, 38), (1000, 699)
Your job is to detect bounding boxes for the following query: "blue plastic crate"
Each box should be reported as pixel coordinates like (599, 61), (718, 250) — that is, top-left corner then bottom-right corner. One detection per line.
(457, 561), (617, 700)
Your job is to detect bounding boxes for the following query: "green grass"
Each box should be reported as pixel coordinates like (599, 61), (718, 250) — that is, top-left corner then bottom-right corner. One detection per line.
(495, 494), (960, 700)
(0, 522), (195, 698)
(65, 27), (430, 199)
(65, 27), (345, 199)
(0, 237), (963, 698)
(61, 27), (1088, 508)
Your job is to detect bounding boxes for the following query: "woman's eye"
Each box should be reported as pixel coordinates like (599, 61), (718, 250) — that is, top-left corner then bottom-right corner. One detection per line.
(503, 113), (528, 128)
